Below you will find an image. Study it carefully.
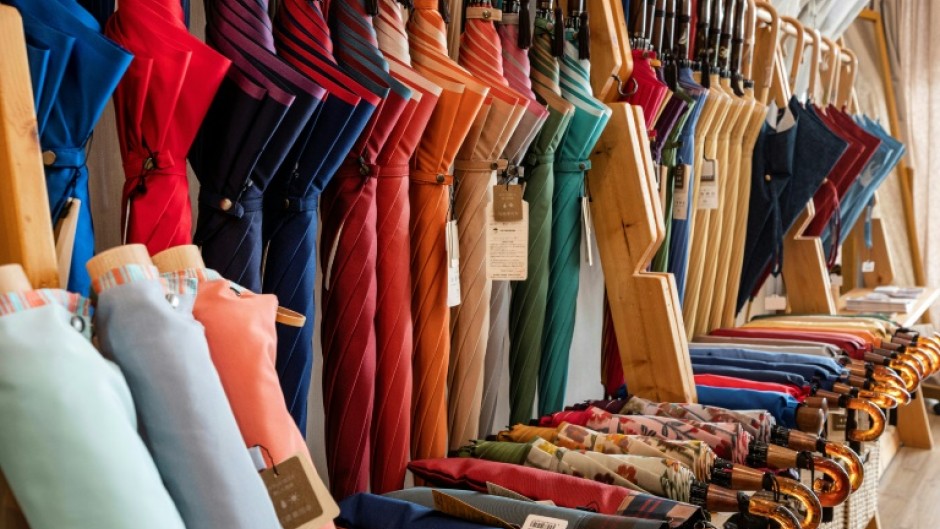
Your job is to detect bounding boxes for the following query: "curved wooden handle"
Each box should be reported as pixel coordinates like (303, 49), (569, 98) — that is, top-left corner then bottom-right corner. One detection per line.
(0, 264), (31, 292)
(152, 245), (205, 272)
(85, 244), (152, 283)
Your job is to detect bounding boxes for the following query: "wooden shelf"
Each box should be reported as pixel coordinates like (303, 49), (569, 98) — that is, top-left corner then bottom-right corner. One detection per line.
(837, 287), (940, 327)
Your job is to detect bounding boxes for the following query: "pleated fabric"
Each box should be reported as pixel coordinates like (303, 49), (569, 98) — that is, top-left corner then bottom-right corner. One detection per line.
(407, 0), (489, 462)
(107, 0), (227, 257)
(447, 0), (528, 450)
(10, 0), (132, 294)
(268, 0), (378, 430)
(480, 8), (550, 437)
(507, 11), (574, 426)
(538, 21), (611, 416)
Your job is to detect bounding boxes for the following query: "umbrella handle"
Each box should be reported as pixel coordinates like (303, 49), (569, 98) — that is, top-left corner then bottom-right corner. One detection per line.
(844, 398), (886, 443)
(0, 264), (31, 292)
(822, 441), (864, 492)
(773, 475), (822, 529)
(747, 497), (801, 529)
(856, 389), (898, 410)
(810, 454), (852, 507)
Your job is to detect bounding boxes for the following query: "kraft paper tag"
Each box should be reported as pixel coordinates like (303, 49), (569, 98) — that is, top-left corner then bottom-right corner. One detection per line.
(493, 184), (524, 222)
(432, 490), (516, 529)
(862, 261), (875, 273)
(522, 514), (569, 529)
(764, 295), (787, 311)
(581, 197), (594, 266)
(486, 201), (529, 280)
(447, 220), (462, 307)
(672, 164), (692, 220)
(259, 454), (339, 529)
(698, 159), (719, 210)
(830, 274), (844, 288)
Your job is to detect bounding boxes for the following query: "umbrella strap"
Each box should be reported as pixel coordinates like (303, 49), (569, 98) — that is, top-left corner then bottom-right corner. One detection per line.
(555, 159), (591, 173)
(198, 188), (264, 218)
(454, 159), (508, 173)
(336, 161), (410, 179)
(412, 169), (455, 185)
(523, 152), (555, 167)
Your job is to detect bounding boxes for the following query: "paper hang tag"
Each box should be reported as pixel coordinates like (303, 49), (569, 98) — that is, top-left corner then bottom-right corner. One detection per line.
(522, 514), (569, 529)
(862, 261), (876, 273)
(698, 159), (719, 210)
(830, 273), (844, 288)
(672, 164), (691, 220)
(447, 220), (462, 307)
(486, 201), (529, 280)
(259, 454), (339, 529)
(581, 197), (594, 266)
(493, 184), (525, 222)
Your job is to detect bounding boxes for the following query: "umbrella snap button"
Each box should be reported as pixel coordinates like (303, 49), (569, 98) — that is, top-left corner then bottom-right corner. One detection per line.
(482, 9), (492, 19)
(42, 151), (56, 166)
(165, 293), (181, 309)
(220, 198), (234, 211)
(579, 162), (587, 170)
(70, 316), (85, 333)
(436, 174), (445, 183)
(143, 157), (156, 171)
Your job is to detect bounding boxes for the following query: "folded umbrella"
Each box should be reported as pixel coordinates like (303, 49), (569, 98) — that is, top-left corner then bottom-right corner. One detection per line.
(448, 0), (528, 450)
(7, 0), (132, 294)
(339, 493), (506, 529)
(539, 7), (611, 416)
(621, 394), (776, 443)
(408, 0), (489, 462)
(695, 385), (802, 429)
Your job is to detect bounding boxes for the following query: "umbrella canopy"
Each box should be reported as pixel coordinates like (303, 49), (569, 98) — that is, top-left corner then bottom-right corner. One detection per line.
(408, 0), (489, 463)
(622, 394), (775, 443)
(266, 0), (378, 432)
(539, 13), (611, 416)
(624, 50), (671, 132)
(508, 5), (574, 426)
(8, 0), (132, 294)
(107, 0), (227, 260)
(694, 385), (802, 429)
(447, 0), (528, 451)
(481, 0), (550, 438)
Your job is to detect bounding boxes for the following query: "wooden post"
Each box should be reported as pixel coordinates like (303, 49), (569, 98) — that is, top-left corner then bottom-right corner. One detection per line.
(781, 204), (838, 314)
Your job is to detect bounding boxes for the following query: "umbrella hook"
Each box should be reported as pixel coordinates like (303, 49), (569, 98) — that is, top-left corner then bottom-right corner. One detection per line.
(613, 74), (639, 97)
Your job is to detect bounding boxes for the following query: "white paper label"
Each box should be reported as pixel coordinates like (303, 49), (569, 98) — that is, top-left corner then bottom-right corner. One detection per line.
(764, 295), (788, 311)
(830, 274), (844, 288)
(522, 514), (569, 529)
(581, 197), (594, 266)
(447, 220), (461, 307)
(698, 159), (719, 210)
(486, 202), (529, 280)
(862, 261), (876, 273)
(672, 164), (691, 220)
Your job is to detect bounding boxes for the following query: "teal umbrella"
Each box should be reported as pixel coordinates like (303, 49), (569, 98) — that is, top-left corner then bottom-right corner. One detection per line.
(538, 1), (610, 416)
(507, 0), (573, 426)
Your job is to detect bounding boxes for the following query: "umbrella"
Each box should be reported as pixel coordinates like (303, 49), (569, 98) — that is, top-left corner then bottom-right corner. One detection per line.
(407, 0), (489, 463)
(196, 0), (323, 292)
(507, 1), (574, 426)
(371, 0), (445, 494)
(7, 0), (132, 294)
(621, 394), (775, 443)
(481, 0), (550, 437)
(694, 384), (802, 429)
(539, 4), (611, 416)
(448, 0), (528, 451)
(107, 0), (227, 260)
(338, 493), (508, 529)
(266, 0), (378, 432)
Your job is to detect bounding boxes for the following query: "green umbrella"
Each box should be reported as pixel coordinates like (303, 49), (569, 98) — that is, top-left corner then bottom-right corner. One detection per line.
(538, 5), (611, 416)
(507, 1), (573, 426)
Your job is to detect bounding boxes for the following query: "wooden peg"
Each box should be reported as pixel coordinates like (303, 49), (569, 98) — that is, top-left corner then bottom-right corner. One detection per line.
(85, 244), (153, 283)
(0, 264), (31, 292)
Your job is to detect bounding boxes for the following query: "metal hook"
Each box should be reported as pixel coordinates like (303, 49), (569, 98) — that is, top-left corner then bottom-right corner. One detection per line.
(613, 74), (639, 97)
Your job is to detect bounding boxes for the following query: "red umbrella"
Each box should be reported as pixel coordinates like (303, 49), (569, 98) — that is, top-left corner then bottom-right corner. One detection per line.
(106, 0), (229, 255)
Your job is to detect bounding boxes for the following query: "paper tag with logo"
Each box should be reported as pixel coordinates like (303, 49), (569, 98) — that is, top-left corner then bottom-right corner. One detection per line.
(447, 220), (461, 307)
(862, 261), (875, 273)
(486, 201), (528, 280)
(493, 184), (524, 222)
(764, 295), (787, 311)
(259, 454), (339, 529)
(522, 514), (569, 529)
(672, 164), (691, 220)
(581, 197), (594, 266)
(698, 159), (719, 210)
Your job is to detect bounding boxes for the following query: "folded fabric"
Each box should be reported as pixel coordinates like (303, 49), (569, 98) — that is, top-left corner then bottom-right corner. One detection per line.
(0, 297), (184, 529)
(388, 488), (668, 529)
(338, 493), (501, 529)
(93, 267), (279, 528)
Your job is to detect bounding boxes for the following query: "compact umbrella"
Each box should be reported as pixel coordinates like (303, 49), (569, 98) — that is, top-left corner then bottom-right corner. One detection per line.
(408, 0), (489, 462)
(508, 0), (574, 426)
(481, 0), (550, 438)
(266, 0), (378, 431)
(448, 0), (528, 451)
(107, 0), (227, 259)
(539, 1), (611, 416)
(6, 0), (132, 294)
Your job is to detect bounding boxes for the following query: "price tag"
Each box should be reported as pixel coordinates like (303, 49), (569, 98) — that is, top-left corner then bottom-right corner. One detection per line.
(862, 261), (876, 273)
(486, 201), (528, 280)
(522, 514), (569, 529)
(492, 184), (524, 222)
(446, 220), (461, 307)
(830, 274), (843, 288)
(672, 164), (691, 220)
(581, 197), (594, 266)
(764, 295), (788, 311)
(698, 159), (719, 210)
(259, 454), (339, 529)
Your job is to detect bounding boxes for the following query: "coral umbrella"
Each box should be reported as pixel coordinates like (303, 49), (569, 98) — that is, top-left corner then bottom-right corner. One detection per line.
(407, 0), (488, 462)
(107, 0), (228, 258)
(8, 0), (132, 294)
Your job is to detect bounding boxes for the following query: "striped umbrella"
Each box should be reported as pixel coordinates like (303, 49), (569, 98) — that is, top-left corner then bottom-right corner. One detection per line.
(447, 0), (527, 450)
(480, 0), (550, 438)
(319, 0), (414, 499)
(407, 0), (489, 462)
(507, 0), (574, 426)
(539, 2), (611, 416)
(372, 0), (444, 494)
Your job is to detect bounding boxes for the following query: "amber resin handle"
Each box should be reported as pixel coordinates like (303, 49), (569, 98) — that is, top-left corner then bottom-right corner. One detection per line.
(810, 455), (851, 506)
(844, 397), (887, 442)
(747, 497), (802, 529)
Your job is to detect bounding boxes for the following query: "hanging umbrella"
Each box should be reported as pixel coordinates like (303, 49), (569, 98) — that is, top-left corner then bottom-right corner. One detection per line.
(447, 0), (528, 451)
(266, 0), (378, 432)
(107, 0), (227, 261)
(407, 0), (489, 463)
(507, 0), (574, 426)
(17, 14), (74, 136)
(622, 0), (670, 131)
(481, 0), (550, 438)
(6, 0), (132, 294)
(539, 2), (611, 416)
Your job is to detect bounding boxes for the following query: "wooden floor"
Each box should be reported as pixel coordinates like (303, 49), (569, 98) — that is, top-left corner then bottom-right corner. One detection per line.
(878, 413), (940, 528)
